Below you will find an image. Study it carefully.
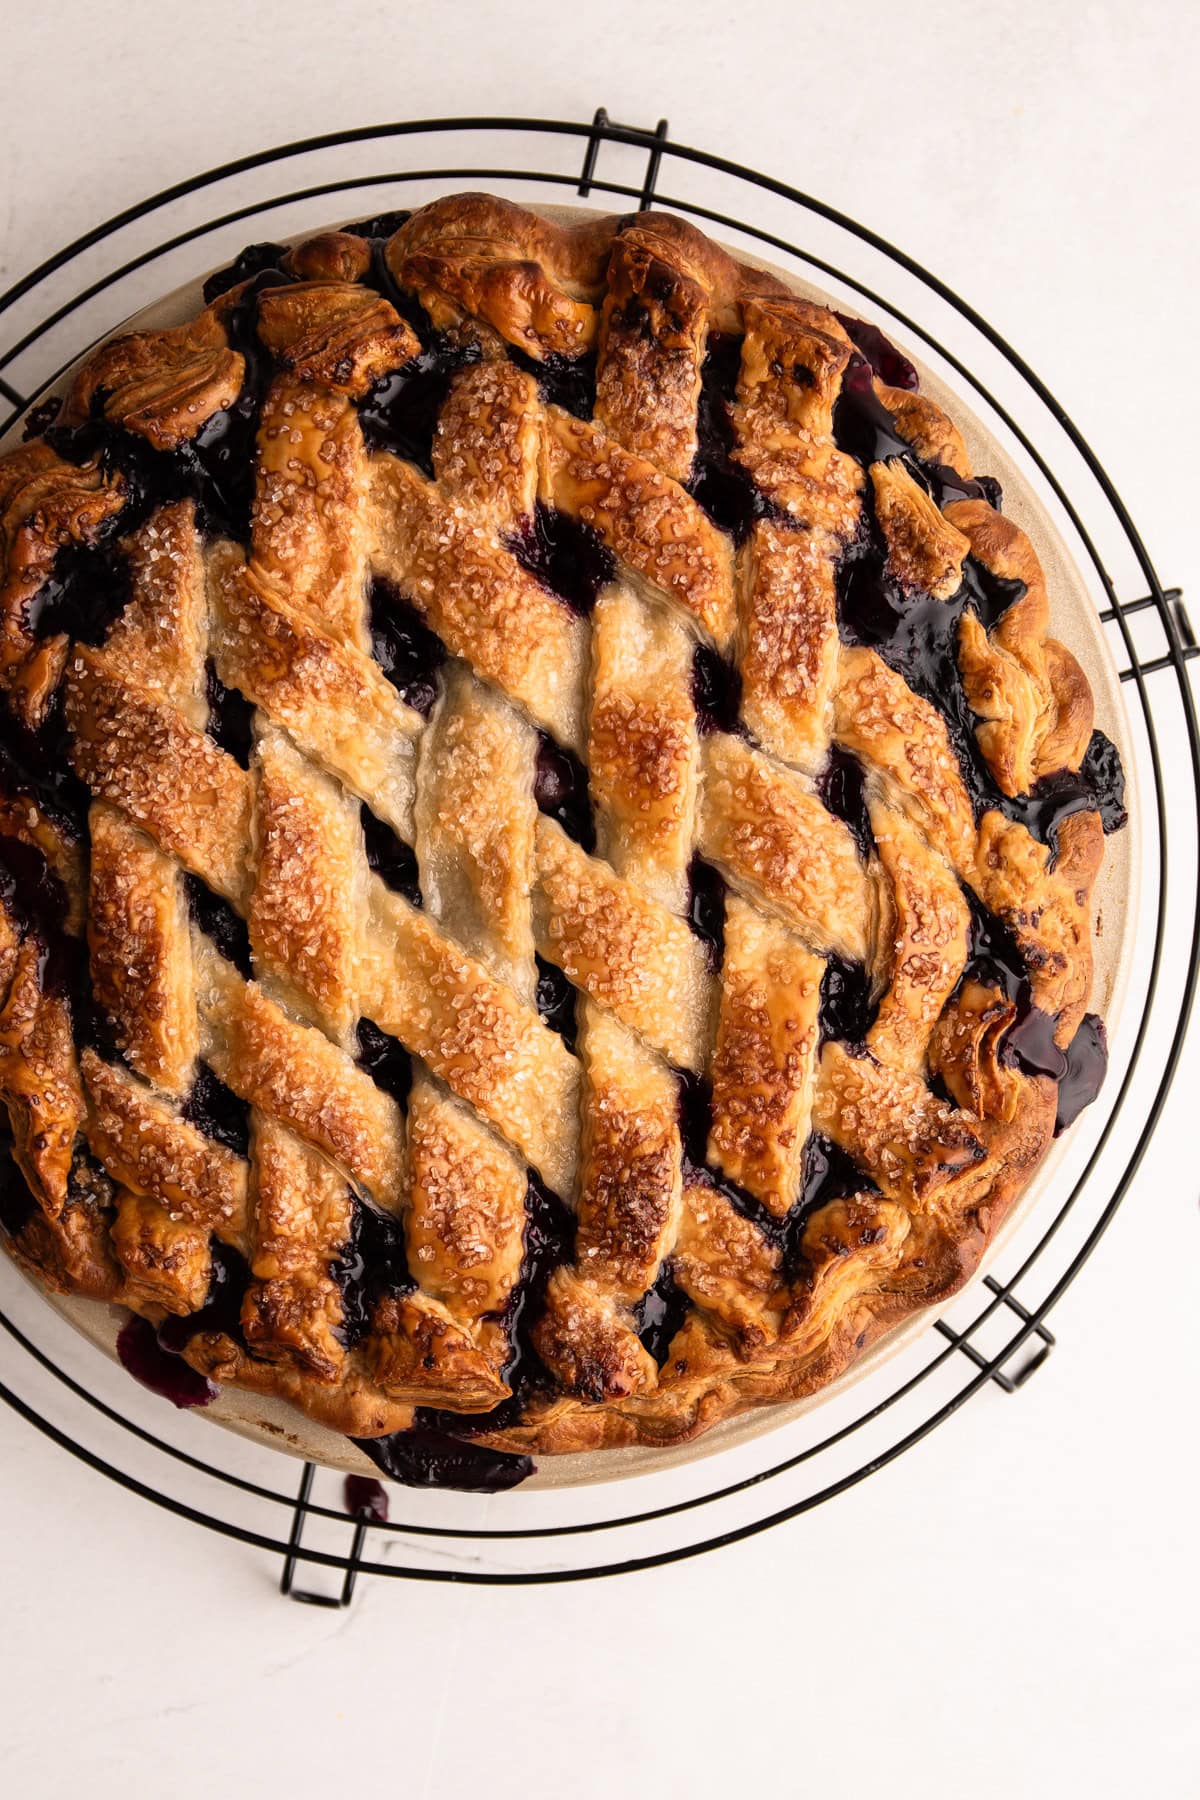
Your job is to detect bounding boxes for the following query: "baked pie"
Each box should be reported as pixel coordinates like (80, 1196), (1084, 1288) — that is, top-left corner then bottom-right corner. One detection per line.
(0, 194), (1126, 1489)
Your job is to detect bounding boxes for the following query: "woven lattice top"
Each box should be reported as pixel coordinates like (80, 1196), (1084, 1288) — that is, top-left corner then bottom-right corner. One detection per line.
(0, 195), (1125, 1473)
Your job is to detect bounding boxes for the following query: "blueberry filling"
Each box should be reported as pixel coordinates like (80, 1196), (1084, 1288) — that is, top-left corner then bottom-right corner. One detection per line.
(184, 275), (282, 541)
(368, 578), (446, 717)
(0, 831), (121, 1059)
(955, 887), (1103, 1105)
(342, 209), (413, 244)
(0, 690), (90, 839)
(0, 833), (73, 995)
(334, 1195), (415, 1348)
(685, 855), (726, 968)
(534, 733), (594, 850)
(836, 490), (1125, 849)
(954, 554), (1028, 632)
(20, 395), (63, 441)
(182, 1066), (251, 1159)
(687, 330), (783, 543)
(634, 1263), (690, 1365)
(184, 873), (252, 978)
(116, 1315), (219, 1408)
(0, 1140), (36, 1239)
(201, 242), (291, 305)
(155, 1238), (252, 1360)
(42, 266), (286, 544)
(832, 353), (1002, 510)
(691, 642), (743, 737)
(534, 954), (578, 1052)
(818, 956), (878, 1046)
(343, 1472), (390, 1522)
(816, 747), (873, 862)
(355, 241), (430, 331)
(799, 1131), (877, 1215)
(352, 1427), (533, 1493)
(506, 502), (615, 615)
(25, 538), (132, 646)
(1053, 1012), (1108, 1135)
(831, 353), (923, 471)
(931, 463), (1004, 512)
(1017, 730), (1127, 842)
(959, 884), (1035, 1014)
(506, 345), (597, 419)
(354, 1018), (413, 1109)
(360, 803), (422, 907)
(358, 338), (480, 475)
(205, 662), (255, 767)
(833, 313), (920, 392)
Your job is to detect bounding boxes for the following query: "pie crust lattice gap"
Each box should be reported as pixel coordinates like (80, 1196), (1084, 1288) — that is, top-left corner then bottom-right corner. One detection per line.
(0, 194), (1127, 1484)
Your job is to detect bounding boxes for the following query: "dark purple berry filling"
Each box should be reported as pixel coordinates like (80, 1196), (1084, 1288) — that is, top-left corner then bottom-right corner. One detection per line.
(181, 1066), (252, 1159)
(352, 1427), (533, 1493)
(507, 503), (616, 616)
(534, 954), (578, 1052)
(834, 313), (920, 391)
(534, 734), (594, 850)
(685, 856), (726, 968)
(343, 1473), (390, 1521)
(185, 873), (252, 978)
(205, 663), (255, 767)
(691, 643), (743, 737)
(355, 1017), (413, 1109)
(368, 578), (447, 717)
(358, 339), (479, 476)
(360, 803), (422, 907)
(116, 1315), (218, 1408)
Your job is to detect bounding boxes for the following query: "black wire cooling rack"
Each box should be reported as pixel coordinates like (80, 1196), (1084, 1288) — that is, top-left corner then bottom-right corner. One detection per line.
(0, 111), (1196, 1602)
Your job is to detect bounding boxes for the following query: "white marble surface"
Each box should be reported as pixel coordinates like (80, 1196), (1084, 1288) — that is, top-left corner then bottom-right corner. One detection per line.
(1, 3), (1198, 1795)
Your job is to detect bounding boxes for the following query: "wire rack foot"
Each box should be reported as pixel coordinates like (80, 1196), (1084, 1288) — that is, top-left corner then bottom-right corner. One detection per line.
(280, 1462), (368, 1608)
(578, 107), (669, 208)
(935, 1276), (1056, 1394)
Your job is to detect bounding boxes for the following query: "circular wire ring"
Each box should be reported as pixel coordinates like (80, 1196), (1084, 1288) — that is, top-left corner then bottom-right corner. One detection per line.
(1, 116), (1196, 1584)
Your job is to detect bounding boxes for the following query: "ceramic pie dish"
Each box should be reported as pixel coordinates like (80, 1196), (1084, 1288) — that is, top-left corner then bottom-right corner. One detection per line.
(0, 195), (1135, 1491)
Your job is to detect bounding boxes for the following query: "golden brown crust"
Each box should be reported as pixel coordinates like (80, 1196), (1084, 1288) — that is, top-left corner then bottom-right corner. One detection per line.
(254, 282), (420, 398)
(249, 725), (363, 1041)
(594, 225), (709, 482)
(87, 803), (199, 1091)
(0, 193), (1118, 1461)
(872, 460), (970, 600)
(542, 407), (736, 648)
(82, 1047), (248, 1236)
(700, 733), (875, 961)
(707, 899), (822, 1215)
(414, 664), (538, 1000)
(0, 933), (85, 1215)
(363, 880), (580, 1195)
(368, 450), (588, 751)
(834, 645), (978, 872)
(533, 817), (713, 1072)
(66, 646), (254, 903)
(588, 588), (698, 913)
(111, 1187), (213, 1315)
(0, 443), (126, 725)
(241, 1117), (354, 1381)
(405, 1076), (526, 1338)
(61, 306), (244, 450)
